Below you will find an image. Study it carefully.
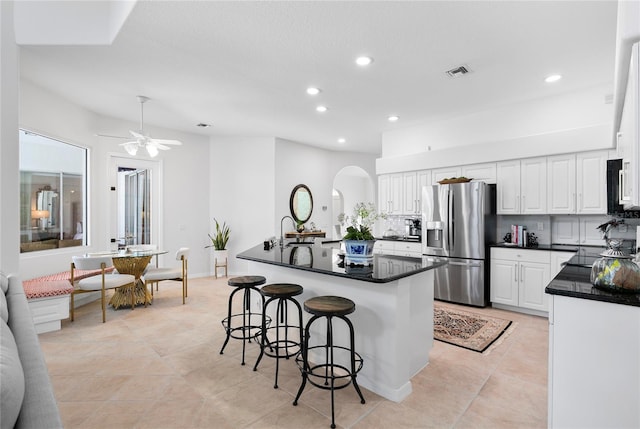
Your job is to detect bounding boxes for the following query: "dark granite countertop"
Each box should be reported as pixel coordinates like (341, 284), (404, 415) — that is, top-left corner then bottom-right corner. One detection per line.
(375, 236), (422, 243)
(545, 254), (640, 308)
(490, 243), (580, 253)
(236, 242), (446, 283)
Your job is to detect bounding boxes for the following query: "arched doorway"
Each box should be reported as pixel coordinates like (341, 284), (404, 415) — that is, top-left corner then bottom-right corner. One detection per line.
(332, 166), (375, 240)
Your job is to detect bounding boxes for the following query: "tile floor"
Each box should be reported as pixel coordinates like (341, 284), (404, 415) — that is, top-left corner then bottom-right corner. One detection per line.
(39, 276), (549, 428)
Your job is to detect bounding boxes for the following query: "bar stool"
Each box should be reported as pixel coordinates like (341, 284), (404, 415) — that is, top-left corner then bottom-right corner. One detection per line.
(293, 295), (365, 429)
(253, 283), (304, 388)
(219, 275), (268, 365)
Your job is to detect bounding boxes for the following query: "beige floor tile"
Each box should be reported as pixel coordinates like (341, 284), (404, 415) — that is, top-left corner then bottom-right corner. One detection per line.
(43, 277), (549, 429)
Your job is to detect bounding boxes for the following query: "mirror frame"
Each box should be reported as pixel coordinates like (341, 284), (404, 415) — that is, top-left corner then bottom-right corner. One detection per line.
(289, 184), (313, 224)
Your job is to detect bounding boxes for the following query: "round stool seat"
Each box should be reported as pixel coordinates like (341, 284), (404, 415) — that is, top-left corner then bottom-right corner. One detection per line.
(304, 296), (355, 317)
(261, 283), (303, 298)
(228, 275), (266, 288)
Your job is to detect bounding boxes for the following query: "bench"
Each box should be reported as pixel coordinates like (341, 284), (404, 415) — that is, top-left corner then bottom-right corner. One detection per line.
(23, 268), (113, 333)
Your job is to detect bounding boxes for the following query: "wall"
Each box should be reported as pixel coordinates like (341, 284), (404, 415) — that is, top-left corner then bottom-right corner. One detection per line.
(0, 1), (20, 275)
(209, 136), (276, 276)
(377, 85), (614, 174)
(19, 80), (212, 279)
(274, 138), (378, 241)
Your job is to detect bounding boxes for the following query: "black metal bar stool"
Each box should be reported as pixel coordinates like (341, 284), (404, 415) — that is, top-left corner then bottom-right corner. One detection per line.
(219, 275), (269, 365)
(293, 295), (365, 429)
(253, 283), (304, 388)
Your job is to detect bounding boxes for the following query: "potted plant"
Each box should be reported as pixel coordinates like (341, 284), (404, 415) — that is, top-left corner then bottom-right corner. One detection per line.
(206, 219), (230, 277)
(338, 202), (386, 265)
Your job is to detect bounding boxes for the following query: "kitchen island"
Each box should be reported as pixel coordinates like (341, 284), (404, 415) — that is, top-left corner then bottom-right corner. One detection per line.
(237, 241), (446, 402)
(545, 249), (640, 429)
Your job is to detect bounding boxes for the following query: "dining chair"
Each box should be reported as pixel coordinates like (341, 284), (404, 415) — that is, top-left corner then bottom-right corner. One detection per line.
(142, 248), (189, 304)
(70, 255), (136, 323)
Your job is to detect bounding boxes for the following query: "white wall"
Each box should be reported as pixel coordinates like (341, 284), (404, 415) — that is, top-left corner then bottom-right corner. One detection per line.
(209, 136), (276, 275)
(274, 138), (378, 241)
(19, 79), (212, 279)
(378, 84), (614, 173)
(0, 1), (20, 275)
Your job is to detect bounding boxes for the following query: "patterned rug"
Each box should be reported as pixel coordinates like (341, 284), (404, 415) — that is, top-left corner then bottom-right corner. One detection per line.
(434, 304), (514, 353)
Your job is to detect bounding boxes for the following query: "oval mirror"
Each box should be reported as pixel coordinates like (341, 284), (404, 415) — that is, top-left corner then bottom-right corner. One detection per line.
(290, 184), (313, 224)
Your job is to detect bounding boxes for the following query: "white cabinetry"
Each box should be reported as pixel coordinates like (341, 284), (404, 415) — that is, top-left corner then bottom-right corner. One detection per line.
(461, 163), (497, 184)
(617, 42), (640, 209)
(548, 296), (640, 428)
(378, 173), (403, 215)
(490, 248), (550, 313)
(496, 158), (546, 214)
(374, 240), (421, 257)
(402, 170), (431, 215)
(547, 151), (608, 215)
(432, 167), (461, 184)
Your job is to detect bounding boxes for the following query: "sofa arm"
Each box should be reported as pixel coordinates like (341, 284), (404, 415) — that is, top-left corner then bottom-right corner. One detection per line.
(6, 274), (62, 429)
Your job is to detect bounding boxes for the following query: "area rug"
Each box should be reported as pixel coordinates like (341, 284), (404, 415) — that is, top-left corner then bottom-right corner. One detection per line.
(434, 304), (514, 353)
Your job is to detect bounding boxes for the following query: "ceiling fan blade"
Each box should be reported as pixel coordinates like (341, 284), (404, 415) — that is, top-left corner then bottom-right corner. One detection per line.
(96, 133), (128, 139)
(150, 138), (182, 146)
(118, 141), (138, 146)
(155, 144), (172, 150)
(130, 130), (146, 140)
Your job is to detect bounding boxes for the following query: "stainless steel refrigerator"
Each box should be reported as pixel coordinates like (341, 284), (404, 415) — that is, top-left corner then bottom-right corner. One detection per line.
(421, 182), (496, 307)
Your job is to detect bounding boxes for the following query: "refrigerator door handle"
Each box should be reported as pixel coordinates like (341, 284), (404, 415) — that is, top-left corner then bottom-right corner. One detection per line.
(448, 189), (454, 251)
(448, 261), (482, 268)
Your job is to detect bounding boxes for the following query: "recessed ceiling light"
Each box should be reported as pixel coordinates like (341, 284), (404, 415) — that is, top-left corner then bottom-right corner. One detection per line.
(388, 115), (399, 122)
(356, 56), (373, 66)
(338, 138), (346, 144)
(306, 87), (321, 95)
(316, 105), (328, 113)
(196, 123), (211, 128)
(545, 74), (562, 83)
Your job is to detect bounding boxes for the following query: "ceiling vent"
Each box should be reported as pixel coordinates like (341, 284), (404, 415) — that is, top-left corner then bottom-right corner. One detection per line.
(445, 65), (471, 78)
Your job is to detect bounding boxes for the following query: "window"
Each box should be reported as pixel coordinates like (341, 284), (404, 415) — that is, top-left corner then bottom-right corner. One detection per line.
(19, 130), (87, 253)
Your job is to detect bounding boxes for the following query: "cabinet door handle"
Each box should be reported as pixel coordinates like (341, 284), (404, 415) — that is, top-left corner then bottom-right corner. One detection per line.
(521, 265), (524, 283)
(515, 263), (518, 282)
(578, 193), (583, 210)
(619, 170), (625, 203)
(522, 195), (526, 211)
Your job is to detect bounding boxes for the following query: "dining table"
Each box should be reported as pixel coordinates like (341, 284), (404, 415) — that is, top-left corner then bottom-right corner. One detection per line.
(97, 249), (168, 309)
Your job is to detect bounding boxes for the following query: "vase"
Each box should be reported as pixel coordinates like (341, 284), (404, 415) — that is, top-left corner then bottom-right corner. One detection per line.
(591, 239), (640, 293)
(343, 239), (376, 266)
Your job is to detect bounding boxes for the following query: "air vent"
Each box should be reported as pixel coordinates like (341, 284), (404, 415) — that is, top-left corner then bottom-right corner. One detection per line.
(445, 65), (471, 78)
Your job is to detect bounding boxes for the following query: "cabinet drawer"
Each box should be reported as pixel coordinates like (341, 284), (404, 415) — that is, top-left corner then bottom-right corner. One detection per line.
(491, 247), (550, 264)
(395, 242), (421, 253)
(374, 241), (395, 252)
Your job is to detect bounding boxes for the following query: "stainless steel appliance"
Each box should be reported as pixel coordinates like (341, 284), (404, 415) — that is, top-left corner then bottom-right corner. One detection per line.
(404, 218), (421, 241)
(422, 182), (496, 307)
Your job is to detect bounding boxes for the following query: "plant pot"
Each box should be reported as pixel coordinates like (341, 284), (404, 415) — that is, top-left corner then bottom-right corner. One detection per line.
(213, 249), (228, 278)
(343, 239), (375, 266)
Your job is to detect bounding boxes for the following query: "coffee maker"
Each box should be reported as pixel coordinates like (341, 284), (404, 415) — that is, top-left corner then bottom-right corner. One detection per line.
(404, 218), (422, 240)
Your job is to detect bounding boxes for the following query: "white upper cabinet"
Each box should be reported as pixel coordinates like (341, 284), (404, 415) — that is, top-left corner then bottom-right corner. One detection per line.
(618, 42), (640, 209)
(576, 150), (608, 214)
(402, 172), (419, 214)
(547, 154), (577, 214)
(461, 163), (497, 184)
(378, 173), (403, 215)
(416, 170), (432, 213)
(521, 157), (547, 214)
(497, 158), (546, 214)
(432, 167), (462, 184)
(496, 160), (521, 214)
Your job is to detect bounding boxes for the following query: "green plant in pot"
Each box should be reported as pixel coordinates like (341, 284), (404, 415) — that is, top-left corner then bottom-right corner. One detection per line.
(338, 202), (386, 265)
(206, 219), (230, 277)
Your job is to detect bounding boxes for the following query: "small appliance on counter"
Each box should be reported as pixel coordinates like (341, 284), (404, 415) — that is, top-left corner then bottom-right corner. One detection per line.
(404, 218), (422, 241)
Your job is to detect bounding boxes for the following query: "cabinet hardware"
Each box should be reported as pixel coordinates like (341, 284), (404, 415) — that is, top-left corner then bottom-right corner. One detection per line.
(515, 263), (518, 282)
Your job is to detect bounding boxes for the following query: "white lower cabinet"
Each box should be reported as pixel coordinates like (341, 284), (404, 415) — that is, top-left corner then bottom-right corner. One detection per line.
(548, 295), (640, 428)
(373, 240), (421, 257)
(490, 248), (550, 313)
(550, 251), (575, 278)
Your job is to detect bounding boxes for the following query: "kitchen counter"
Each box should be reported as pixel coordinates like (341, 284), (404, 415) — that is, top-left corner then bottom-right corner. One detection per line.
(237, 241), (446, 283)
(237, 241), (443, 402)
(490, 242), (580, 253)
(545, 251), (640, 307)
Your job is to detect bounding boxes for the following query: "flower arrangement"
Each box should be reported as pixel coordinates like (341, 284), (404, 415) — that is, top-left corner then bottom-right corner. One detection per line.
(205, 218), (230, 250)
(338, 202), (386, 241)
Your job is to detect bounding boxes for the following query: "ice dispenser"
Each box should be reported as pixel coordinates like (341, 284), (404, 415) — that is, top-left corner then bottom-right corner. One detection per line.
(426, 221), (444, 248)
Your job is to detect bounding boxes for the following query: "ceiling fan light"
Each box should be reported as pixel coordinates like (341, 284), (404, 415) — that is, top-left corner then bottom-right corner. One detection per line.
(124, 142), (138, 156)
(146, 144), (159, 157)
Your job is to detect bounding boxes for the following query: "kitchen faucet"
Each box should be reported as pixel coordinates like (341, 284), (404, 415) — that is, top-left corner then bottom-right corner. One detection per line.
(280, 215), (295, 248)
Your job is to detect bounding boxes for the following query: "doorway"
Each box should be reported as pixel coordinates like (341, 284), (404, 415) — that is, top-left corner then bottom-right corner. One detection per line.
(108, 155), (162, 250)
(332, 166), (375, 239)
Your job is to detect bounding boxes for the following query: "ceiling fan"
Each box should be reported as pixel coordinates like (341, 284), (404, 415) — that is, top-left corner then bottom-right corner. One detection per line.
(99, 95), (182, 157)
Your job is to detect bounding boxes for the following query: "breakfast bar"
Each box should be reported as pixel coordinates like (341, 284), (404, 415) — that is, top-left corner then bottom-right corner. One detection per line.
(237, 241), (447, 402)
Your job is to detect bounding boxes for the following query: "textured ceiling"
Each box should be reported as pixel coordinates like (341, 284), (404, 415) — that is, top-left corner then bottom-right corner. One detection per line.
(19, 1), (618, 154)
